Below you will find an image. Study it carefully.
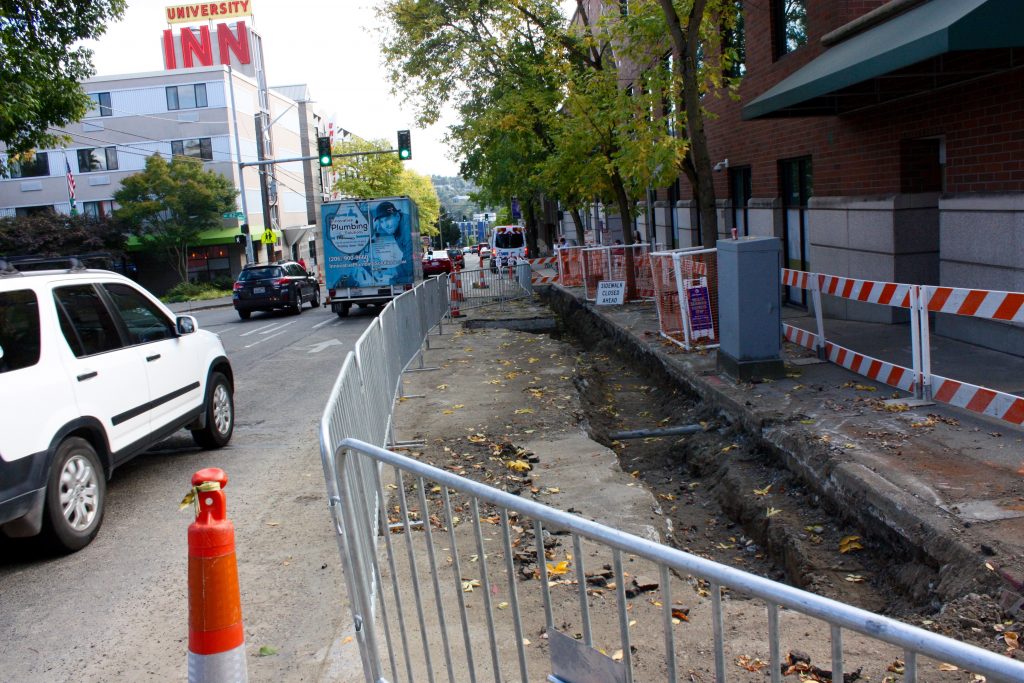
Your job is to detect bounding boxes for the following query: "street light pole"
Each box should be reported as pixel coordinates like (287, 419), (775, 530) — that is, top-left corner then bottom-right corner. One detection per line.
(228, 66), (255, 264)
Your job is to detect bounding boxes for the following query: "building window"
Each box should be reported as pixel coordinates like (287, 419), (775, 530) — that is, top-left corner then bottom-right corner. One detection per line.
(88, 92), (112, 117)
(166, 83), (208, 111)
(187, 245), (231, 282)
(725, 1), (746, 77)
(774, 0), (807, 57)
(171, 138), (213, 161)
(729, 167), (752, 236)
(10, 152), (49, 178)
(82, 200), (114, 219)
(76, 147), (118, 173)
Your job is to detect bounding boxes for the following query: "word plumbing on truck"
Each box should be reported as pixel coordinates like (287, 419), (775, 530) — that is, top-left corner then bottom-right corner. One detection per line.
(322, 196), (423, 317)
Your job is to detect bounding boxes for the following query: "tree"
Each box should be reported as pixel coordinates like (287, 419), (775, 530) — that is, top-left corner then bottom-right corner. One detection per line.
(0, 0), (126, 174)
(401, 169), (440, 237)
(330, 137), (404, 199)
(113, 155), (237, 283)
(0, 212), (127, 258)
(648, 0), (743, 246)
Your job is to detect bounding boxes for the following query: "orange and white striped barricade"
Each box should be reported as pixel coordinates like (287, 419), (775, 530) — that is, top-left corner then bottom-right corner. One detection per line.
(186, 468), (247, 682)
(557, 246), (584, 287)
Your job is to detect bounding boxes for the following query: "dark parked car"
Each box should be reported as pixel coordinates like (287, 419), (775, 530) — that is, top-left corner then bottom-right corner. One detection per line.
(447, 248), (465, 269)
(422, 251), (453, 277)
(232, 261), (320, 319)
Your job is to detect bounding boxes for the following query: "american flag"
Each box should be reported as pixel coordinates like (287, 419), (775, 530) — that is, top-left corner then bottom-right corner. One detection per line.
(66, 158), (77, 215)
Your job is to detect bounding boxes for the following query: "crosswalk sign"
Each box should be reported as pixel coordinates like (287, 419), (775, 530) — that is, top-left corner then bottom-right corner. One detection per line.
(261, 228), (276, 244)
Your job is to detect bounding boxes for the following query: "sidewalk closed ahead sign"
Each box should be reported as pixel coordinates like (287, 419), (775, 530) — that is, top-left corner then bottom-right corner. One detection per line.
(596, 280), (625, 305)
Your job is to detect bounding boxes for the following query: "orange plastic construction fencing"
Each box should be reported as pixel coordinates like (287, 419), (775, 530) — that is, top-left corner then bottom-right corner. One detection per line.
(582, 247), (609, 300)
(580, 244), (657, 302)
(649, 248), (720, 350)
(557, 246), (584, 287)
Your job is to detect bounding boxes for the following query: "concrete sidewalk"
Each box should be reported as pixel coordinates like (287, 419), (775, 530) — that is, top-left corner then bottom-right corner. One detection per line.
(166, 294), (234, 314)
(542, 284), (1024, 606)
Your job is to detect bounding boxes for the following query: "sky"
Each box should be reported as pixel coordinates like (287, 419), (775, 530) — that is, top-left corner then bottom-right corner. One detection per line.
(85, 1), (579, 179)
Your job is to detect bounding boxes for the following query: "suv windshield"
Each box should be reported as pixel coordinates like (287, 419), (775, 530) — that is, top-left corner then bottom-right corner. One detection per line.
(239, 267), (283, 281)
(495, 232), (524, 249)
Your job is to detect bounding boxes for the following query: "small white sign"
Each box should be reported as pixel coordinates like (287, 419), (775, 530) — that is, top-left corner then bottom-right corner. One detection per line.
(596, 280), (626, 305)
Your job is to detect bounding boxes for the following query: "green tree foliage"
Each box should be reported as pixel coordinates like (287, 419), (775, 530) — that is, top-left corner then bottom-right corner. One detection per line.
(0, 0), (126, 173)
(0, 213), (127, 258)
(330, 137), (404, 199)
(401, 169), (440, 237)
(113, 155), (237, 283)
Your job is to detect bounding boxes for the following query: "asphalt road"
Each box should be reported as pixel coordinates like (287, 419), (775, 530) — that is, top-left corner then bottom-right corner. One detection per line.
(0, 301), (378, 682)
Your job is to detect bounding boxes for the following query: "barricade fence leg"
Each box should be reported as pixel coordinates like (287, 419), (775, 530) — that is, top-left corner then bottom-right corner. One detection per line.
(918, 286), (933, 400)
(811, 276), (827, 359)
(910, 286), (924, 400)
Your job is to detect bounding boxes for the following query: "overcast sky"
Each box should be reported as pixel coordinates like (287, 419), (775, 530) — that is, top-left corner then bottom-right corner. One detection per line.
(86, 1), (577, 179)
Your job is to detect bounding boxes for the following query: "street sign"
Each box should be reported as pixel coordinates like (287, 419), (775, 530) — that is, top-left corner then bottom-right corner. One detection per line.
(596, 280), (625, 305)
(223, 211), (245, 219)
(261, 228), (276, 244)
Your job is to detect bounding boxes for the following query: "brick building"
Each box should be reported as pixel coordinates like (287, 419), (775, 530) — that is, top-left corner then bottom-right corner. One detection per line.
(639, 0), (1023, 355)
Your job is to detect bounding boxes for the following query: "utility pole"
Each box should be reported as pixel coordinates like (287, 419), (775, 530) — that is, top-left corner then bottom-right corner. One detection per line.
(227, 67), (255, 264)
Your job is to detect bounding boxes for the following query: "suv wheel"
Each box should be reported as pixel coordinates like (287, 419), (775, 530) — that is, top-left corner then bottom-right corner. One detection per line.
(191, 372), (234, 449)
(43, 437), (105, 553)
(291, 291), (303, 315)
(311, 288), (321, 308)
(238, 309), (251, 320)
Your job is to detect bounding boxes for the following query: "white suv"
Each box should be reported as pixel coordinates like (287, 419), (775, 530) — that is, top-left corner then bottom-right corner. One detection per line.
(0, 259), (234, 552)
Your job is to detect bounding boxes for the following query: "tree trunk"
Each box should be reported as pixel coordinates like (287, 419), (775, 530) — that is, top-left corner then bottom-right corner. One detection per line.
(659, 0), (718, 247)
(570, 208), (584, 241)
(610, 170), (637, 300)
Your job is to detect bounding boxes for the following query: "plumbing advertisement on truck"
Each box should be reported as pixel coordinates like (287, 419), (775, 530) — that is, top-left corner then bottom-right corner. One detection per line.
(321, 196), (422, 317)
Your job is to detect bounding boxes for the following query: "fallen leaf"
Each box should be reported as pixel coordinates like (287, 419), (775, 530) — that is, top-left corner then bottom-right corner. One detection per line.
(342, 636), (354, 645)
(753, 485), (772, 496)
(547, 560), (571, 576)
(436, 384), (449, 390)
(507, 460), (532, 472)
(514, 408), (534, 415)
(1003, 631), (1019, 650)
(721, 444), (738, 453)
(257, 646), (278, 657)
(468, 434), (488, 443)
(442, 410), (454, 415)
(528, 357), (539, 364)
(453, 404), (465, 409)
(611, 649), (624, 661)
(766, 507), (782, 518)
(839, 535), (864, 554)
(497, 601), (509, 610)
(462, 579), (481, 592)
(938, 663), (959, 672)
(854, 384), (877, 392)
(845, 574), (866, 583)
(736, 655), (768, 672)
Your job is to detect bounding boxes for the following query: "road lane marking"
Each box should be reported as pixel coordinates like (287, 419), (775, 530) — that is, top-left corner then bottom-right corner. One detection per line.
(240, 322), (279, 337)
(311, 318), (339, 330)
(244, 329), (291, 348)
(261, 321), (296, 335)
(305, 339), (344, 353)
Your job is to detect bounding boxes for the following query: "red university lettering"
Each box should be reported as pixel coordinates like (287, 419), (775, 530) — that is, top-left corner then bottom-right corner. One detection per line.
(181, 25), (213, 67)
(217, 21), (249, 66)
(162, 29), (177, 69)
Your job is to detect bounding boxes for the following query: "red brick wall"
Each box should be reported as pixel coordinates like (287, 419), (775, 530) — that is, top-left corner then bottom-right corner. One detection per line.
(678, 0), (1024, 202)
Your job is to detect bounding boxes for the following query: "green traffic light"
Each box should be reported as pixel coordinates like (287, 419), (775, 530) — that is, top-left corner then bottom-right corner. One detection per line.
(400, 150), (410, 159)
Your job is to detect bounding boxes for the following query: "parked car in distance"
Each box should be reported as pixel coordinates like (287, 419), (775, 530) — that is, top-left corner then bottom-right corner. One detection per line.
(447, 248), (465, 269)
(478, 245), (492, 263)
(422, 251), (453, 277)
(232, 260), (320, 320)
(0, 257), (234, 552)
(470, 245), (480, 254)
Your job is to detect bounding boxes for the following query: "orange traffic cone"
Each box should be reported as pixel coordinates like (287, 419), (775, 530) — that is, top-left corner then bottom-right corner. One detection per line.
(450, 267), (464, 317)
(186, 468), (247, 682)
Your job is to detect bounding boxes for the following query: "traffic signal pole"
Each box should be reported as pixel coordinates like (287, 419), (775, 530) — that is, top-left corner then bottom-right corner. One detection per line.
(227, 66), (255, 265)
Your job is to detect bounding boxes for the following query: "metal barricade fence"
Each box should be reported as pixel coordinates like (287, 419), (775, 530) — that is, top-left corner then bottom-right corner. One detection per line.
(448, 266), (531, 312)
(322, 438), (1024, 683)
(649, 248), (720, 350)
(781, 271), (1024, 427)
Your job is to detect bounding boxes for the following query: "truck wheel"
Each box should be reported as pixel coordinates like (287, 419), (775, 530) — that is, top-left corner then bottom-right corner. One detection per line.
(337, 302), (351, 318)
(42, 437), (105, 553)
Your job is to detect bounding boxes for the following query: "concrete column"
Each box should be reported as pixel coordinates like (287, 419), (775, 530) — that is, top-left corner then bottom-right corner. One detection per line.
(717, 236), (785, 381)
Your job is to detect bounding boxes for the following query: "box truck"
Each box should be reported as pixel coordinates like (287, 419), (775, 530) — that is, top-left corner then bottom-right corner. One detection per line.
(322, 196), (423, 317)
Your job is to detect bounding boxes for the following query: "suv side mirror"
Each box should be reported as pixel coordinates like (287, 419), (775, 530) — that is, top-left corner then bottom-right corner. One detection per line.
(176, 315), (197, 335)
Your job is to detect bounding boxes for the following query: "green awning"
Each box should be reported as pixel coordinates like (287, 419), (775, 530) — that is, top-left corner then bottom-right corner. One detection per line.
(125, 227), (246, 251)
(743, 0), (1024, 120)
